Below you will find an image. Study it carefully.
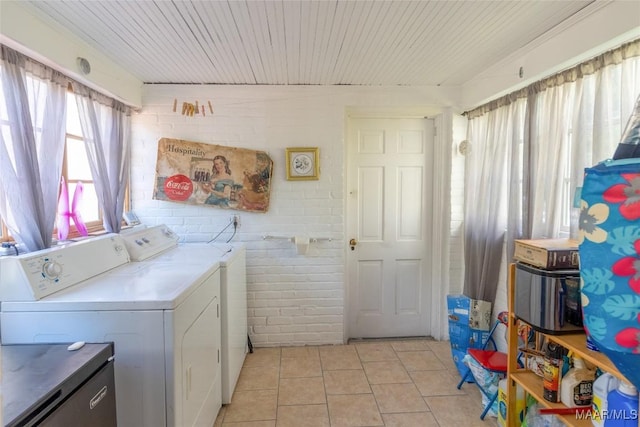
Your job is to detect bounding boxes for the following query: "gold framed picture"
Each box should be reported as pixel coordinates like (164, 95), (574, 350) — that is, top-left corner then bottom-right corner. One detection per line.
(285, 147), (319, 180)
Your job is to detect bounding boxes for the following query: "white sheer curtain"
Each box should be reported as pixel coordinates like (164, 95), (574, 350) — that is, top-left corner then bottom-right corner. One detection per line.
(531, 44), (640, 238)
(570, 52), (640, 191)
(463, 98), (526, 302)
(0, 45), (68, 251)
(528, 84), (577, 238)
(463, 39), (640, 302)
(73, 88), (131, 233)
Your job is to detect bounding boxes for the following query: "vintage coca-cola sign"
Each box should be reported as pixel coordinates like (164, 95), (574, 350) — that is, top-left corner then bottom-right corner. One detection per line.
(163, 174), (193, 201)
(153, 138), (273, 212)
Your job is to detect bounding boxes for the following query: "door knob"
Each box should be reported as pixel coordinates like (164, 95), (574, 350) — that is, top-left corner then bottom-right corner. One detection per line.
(349, 238), (357, 250)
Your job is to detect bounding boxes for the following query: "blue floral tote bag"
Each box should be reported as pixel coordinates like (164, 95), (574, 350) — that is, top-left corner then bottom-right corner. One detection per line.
(579, 158), (640, 389)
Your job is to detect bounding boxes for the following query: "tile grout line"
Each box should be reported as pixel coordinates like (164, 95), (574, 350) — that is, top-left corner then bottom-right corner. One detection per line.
(360, 343), (384, 427)
(276, 347), (281, 424)
(218, 341), (491, 426)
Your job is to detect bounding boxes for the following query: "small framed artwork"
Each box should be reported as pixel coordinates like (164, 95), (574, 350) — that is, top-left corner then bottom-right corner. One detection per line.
(285, 147), (319, 180)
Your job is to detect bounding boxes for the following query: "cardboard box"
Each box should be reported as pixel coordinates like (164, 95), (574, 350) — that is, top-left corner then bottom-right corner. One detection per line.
(514, 238), (579, 270)
(447, 294), (493, 381)
(448, 322), (470, 350)
(447, 294), (492, 331)
(448, 325), (490, 350)
(468, 329), (490, 348)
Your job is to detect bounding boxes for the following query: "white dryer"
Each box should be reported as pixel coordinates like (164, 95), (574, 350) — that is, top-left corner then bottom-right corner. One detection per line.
(0, 233), (222, 427)
(121, 225), (248, 403)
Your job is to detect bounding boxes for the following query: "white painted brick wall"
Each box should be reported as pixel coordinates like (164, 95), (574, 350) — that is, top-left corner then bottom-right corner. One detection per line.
(131, 84), (465, 347)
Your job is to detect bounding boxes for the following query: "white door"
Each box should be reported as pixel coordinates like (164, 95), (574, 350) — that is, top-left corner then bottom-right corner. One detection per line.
(347, 117), (434, 338)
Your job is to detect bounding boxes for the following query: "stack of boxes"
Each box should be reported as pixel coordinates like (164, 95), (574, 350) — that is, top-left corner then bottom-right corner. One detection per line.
(447, 294), (493, 380)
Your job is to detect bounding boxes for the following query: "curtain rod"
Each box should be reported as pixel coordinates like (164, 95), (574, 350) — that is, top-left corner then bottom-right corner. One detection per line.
(1, 43), (137, 114)
(463, 38), (640, 120)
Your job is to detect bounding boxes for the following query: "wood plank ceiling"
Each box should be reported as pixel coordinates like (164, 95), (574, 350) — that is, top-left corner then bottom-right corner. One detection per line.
(21, 0), (595, 86)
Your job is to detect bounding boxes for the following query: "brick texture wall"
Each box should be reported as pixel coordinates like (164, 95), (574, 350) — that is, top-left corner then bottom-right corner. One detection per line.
(131, 84), (464, 347)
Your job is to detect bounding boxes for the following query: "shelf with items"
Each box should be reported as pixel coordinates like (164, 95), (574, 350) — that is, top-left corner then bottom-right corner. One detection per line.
(510, 370), (593, 427)
(505, 263), (632, 427)
(545, 333), (625, 383)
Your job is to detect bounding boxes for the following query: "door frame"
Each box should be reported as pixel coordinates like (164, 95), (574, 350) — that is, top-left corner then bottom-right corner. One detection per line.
(343, 109), (453, 342)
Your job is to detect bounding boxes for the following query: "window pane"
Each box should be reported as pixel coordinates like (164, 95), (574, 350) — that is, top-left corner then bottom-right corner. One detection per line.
(66, 138), (93, 180)
(26, 76), (47, 125)
(68, 182), (100, 223)
(66, 93), (83, 136)
(1, 123), (15, 165)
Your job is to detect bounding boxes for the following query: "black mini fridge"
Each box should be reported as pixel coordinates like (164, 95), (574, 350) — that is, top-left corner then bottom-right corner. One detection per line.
(2, 342), (116, 427)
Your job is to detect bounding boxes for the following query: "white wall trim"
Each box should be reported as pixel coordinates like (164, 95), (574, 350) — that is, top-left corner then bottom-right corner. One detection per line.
(342, 111), (351, 345)
(431, 110), (453, 340)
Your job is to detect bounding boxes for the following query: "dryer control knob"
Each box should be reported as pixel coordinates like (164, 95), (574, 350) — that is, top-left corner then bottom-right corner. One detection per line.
(42, 261), (62, 279)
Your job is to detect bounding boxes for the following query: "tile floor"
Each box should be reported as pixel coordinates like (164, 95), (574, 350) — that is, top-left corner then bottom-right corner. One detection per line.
(213, 339), (497, 426)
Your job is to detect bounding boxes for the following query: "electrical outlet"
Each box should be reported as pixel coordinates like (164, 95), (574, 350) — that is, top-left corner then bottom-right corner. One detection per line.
(230, 214), (240, 227)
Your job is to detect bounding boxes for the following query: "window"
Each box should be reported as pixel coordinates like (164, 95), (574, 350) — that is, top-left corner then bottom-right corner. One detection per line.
(0, 88), (8, 242)
(63, 93), (101, 229)
(0, 92), (119, 243)
(559, 127), (574, 237)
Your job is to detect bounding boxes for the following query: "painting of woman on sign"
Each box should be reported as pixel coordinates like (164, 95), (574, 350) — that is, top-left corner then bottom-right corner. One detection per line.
(200, 155), (234, 207)
(153, 138), (273, 213)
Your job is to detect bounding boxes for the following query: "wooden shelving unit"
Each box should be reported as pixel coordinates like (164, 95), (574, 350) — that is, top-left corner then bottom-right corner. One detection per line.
(505, 263), (633, 427)
(509, 370), (593, 427)
(545, 334), (625, 383)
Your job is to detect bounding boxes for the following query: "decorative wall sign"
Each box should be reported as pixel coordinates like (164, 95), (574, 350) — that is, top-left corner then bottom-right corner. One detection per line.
(153, 138), (273, 213)
(285, 147), (319, 180)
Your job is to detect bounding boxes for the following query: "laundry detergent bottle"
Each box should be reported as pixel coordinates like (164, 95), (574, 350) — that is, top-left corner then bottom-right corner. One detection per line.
(604, 381), (639, 427)
(592, 373), (619, 427)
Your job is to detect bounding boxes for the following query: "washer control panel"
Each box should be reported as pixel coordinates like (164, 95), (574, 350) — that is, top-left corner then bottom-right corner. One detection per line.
(0, 234), (130, 301)
(120, 225), (179, 261)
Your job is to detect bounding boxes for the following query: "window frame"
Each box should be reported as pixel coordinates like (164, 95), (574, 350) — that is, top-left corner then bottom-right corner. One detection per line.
(0, 96), (130, 243)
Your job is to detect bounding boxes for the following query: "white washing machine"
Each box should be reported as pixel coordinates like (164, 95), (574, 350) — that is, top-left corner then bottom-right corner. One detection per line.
(120, 225), (248, 403)
(0, 233), (222, 427)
